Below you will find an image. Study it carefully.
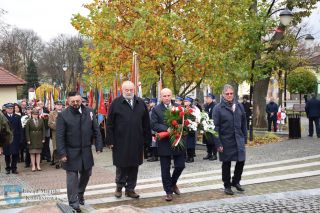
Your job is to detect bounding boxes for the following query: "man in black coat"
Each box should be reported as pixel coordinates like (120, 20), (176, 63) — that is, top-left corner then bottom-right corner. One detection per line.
(106, 81), (151, 199)
(242, 96), (251, 129)
(56, 92), (103, 212)
(151, 88), (185, 202)
(3, 103), (22, 174)
(266, 97), (278, 132)
(203, 93), (217, 161)
(305, 94), (320, 138)
(213, 84), (247, 196)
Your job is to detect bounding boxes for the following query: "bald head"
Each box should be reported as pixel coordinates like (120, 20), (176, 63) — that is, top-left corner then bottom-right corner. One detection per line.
(122, 81), (135, 100)
(160, 88), (172, 105)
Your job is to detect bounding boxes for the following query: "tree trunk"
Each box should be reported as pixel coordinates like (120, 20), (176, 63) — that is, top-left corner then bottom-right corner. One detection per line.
(253, 77), (270, 129)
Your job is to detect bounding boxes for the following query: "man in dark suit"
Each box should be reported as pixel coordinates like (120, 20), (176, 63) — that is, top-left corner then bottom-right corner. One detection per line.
(3, 103), (22, 174)
(305, 94), (320, 138)
(56, 92), (103, 212)
(266, 97), (278, 132)
(0, 109), (12, 156)
(151, 88), (185, 202)
(106, 81), (151, 199)
(203, 93), (217, 161)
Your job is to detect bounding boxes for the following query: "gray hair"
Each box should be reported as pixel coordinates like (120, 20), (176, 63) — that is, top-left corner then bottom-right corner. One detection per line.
(222, 84), (234, 94)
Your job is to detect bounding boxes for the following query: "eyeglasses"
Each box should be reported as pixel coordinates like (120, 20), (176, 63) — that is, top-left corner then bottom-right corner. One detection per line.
(225, 93), (234, 96)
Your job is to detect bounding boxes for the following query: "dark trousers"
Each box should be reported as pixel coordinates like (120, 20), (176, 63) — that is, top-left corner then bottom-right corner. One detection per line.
(222, 161), (245, 188)
(267, 116), (277, 132)
(41, 137), (51, 161)
(160, 155), (185, 194)
(308, 117), (320, 137)
(186, 148), (195, 158)
(66, 168), (92, 208)
(25, 148), (31, 167)
(206, 144), (216, 156)
(115, 166), (139, 191)
(5, 154), (19, 172)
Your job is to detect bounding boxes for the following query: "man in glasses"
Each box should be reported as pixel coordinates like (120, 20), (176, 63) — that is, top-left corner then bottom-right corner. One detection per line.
(106, 81), (151, 200)
(213, 84), (247, 196)
(56, 92), (103, 212)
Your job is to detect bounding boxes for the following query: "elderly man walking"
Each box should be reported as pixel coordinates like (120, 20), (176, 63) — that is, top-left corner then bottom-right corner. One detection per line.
(151, 88), (186, 202)
(56, 92), (103, 212)
(106, 81), (151, 199)
(213, 84), (247, 195)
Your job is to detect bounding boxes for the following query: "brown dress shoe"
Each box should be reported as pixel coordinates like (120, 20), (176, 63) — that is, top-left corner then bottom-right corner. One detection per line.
(125, 190), (140, 198)
(165, 194), (173, 201)
(114, 187), (122, 198)
(172, 185), (181, 195)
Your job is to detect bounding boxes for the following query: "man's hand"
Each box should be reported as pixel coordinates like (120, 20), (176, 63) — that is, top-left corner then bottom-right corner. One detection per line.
(96, 151), (101, 154)
(0, 147), (3, 155)
(217, 146), (223, 153)
(108, 145), (114, 150)
(61, 156), (67, 162)
(27, 141), (31, 144)
(42, 140), (45, 143)
(167, 128), (172, 133)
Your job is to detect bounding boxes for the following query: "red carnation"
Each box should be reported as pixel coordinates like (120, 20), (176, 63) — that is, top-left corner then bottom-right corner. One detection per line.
(175, 133), (180, 139)
(178, 106), (183, 111)
(179, 111), (185, 117)
(188, 109), (193, 113)
(184, 120), (190, 126)
(171, 120), (178, 126)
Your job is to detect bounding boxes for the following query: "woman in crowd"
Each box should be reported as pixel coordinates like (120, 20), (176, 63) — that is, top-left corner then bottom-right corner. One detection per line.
(25, 108), (45, 172)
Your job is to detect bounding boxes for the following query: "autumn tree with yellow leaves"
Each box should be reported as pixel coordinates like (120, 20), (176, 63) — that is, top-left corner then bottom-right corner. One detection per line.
(72, 0), (262, 96)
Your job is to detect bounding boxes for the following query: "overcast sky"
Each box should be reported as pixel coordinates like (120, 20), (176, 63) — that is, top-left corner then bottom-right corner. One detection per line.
(1, 0), (319, 42)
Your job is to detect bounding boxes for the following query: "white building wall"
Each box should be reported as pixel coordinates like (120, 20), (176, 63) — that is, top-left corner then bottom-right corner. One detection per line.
(0, 86), (17, 107)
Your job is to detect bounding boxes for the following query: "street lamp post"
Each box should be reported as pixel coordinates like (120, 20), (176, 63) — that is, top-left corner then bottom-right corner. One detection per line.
(283, 32), (315, 108)
(63, 65), (68, 92)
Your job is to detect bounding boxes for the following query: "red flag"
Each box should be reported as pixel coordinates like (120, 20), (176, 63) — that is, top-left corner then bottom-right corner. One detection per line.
(98, 90), (107, 115)
(88, 88), (94, 108)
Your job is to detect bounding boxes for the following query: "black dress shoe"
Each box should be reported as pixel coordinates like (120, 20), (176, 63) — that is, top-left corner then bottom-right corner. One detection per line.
(224, 187), (234, 195)
(25, 165), (30, 168)
(172, 185), (181, 195)
(203, 154), (212, 160)
(165, 194), (173, 201)
(79, 198), (85, 205)
(232, 183), (245, 191)
(209, 155), (217, 161)
(72, 207), (81, 212)
(6, 170), (10, 174)
(50, 161), (55, 166)
(12, 170), (18, 174)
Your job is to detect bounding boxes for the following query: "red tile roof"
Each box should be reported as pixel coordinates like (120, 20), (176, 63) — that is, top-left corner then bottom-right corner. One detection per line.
(0, 67), (26, 86)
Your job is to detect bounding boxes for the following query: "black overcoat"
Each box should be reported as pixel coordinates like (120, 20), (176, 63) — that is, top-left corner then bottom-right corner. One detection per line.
(106, 96), (152, 167)
(150, 103), (186, 156)
(56, 105), (103, 171)
(3, 114), (22, 155)
(305, 97), (320, 118)
(212, 99), (247, 162)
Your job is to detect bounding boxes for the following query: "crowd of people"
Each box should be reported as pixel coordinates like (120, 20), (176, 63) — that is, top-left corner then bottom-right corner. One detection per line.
(1, 80), (319, 213)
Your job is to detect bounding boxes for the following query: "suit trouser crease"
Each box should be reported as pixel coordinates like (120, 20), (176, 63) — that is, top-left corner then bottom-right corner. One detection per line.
(5, 154), (19, 171)
(66, 168), (92, 208)
(115, 166), (139, 191)
(222, 161), (245, 188)
(160, 155), (185, 194)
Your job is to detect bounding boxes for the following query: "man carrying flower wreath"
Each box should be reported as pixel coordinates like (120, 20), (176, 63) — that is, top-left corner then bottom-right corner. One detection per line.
(150, 88), (185, 202)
